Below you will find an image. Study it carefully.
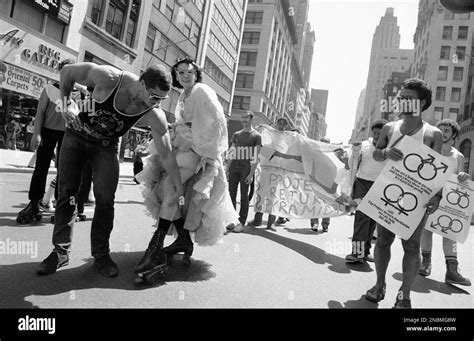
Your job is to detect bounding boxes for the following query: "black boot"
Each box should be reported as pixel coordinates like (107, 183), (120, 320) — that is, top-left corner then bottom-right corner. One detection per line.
(164, 218), (193, 258)
(445, 258), (471, 286)
(17, 200), (42, 224)
(134, 228), (167, 273)
(418, 251), (432, 276)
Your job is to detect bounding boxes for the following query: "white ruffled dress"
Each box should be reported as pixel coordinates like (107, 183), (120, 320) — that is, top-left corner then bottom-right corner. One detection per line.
(137, 83), (239, 246)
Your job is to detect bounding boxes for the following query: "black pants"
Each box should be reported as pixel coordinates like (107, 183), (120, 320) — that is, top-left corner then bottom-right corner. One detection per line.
(28, 128), (64, 201)
(77, 162), (93, 215)
(352, 178), (376, 256)
(228, 163), (251, 225)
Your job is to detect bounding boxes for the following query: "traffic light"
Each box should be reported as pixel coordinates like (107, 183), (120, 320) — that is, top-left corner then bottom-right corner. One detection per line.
(439, 0), (474, 13)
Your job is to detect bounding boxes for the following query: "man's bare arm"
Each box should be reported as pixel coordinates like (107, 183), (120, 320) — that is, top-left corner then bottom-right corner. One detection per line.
(373, 124), (390, 161)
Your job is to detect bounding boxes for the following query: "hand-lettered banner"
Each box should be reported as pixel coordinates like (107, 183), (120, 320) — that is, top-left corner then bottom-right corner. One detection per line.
(425, 175), (473, 243)
(358, 136), (456, 240)
(254, 125), (353, 218)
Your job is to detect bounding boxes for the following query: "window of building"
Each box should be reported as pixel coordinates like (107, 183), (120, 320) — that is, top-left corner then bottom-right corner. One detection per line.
(459, 139), (471, 173)
(145, 24), (158, 52)
(242, 31), (260, 44)
(458, 26), (468, 40)
(453, 67), (463, 82)
(105, 0), (127, 39)
(442, 26), (453, 40)
(91, 0), (104, 25)
(126, 0), (140, 47)
(440, 46), (450, 59)
(449, 108), (459, 121)
(459, 13), (470, 20)
(436, 87), (446, 101)
(455, 46), (466, 60)
(213, 7), (238, 46)
(434, 107), (444, 121)
(236, 72), (255, 89)
(232, 96), (251, 110)
(165, 0), (173, 18)
(444, 10), (454, 20)
(209, 33), (235, 69)
(438, 66), (448, 81)
(11, 0), (68, 43)
(204, 58), (232, 92)
(245, 11), (263, 24)
(450, 88), (461, 102)
(239, 51), (258, 66)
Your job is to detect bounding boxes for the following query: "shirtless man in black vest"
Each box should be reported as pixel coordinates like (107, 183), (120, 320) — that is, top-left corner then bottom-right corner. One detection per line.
(37, 62), (184, 277)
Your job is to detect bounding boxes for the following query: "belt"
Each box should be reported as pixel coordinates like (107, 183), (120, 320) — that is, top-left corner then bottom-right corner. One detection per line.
(66, 128), (119, 147)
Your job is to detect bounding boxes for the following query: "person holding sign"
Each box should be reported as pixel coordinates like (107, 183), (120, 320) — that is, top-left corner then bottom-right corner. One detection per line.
(365, 78), (443, 309)
(419, 119), (471, 286)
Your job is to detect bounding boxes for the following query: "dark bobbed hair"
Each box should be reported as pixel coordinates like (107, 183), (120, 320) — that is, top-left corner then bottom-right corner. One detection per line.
(140, 64), (172, 92)
(171, 57), (203, 89)
(371, 119), (388, 131)
(437, 118), (461, 139)
(401, 78), (432, 112)
(242, 110), (254, 119)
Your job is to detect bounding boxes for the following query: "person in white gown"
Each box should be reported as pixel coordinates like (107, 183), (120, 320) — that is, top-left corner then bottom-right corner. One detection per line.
(135, 58), (239, 272)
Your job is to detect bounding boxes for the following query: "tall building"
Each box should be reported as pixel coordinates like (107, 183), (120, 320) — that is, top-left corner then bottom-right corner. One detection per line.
(290, 0), (309, 69)
(350, 88), (367, 142)
(301, 23), (315, 90)
(381, 70), (411, 120)
(311, 89), (328, 117)
(362, 8), (413, 138)
(230, 0), (298, 137)
(412, 0), (474, 125)
(307, 88), (328, 140)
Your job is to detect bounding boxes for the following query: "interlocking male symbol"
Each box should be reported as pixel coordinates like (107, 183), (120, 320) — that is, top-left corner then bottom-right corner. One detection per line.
(381, 184), (418, 216)
(446, 188), (470, 209)
(430, 215), (463, 234)
(403, 153), (449, 181)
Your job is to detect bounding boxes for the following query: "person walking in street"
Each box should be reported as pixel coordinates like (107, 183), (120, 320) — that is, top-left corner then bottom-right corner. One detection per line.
(227, 111), (262, 233)
(345, 119), (388, 263)
(364, 78), (443, 309)
(37, 62), (184, 278)
(24, 119), (35, 151)
(419, 119), (471, 286)
(16, 59), (75, 224)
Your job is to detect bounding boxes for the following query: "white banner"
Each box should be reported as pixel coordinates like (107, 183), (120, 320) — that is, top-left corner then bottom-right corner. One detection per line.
(425, 175), (473, 243)
(254, 125), (354, 218)
(358, 136), (456, 240)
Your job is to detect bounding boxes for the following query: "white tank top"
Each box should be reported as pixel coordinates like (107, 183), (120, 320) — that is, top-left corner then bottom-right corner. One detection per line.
(388, 120), (428, 146)
(357, 139), (386, 181)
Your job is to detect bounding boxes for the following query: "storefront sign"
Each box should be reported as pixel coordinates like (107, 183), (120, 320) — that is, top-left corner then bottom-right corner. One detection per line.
(0, 20), (77, 81)
(2, 62), (50, 98)
(29, 0), (73, 24)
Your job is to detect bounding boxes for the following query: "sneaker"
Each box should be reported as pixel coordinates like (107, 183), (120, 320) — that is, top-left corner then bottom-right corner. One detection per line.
(345, 253), (365, 263)
(232, 223), (244, 233)
(37, 251), (69, 275)
(393, 297), (412, 309)
(266, 224), (277, 232)
(275, 217), (287, 225)
(247, 220), (262, 227)
(310, 223), (319, 231)
(93, 254), (119, 277)
(39, 200), (53, 213)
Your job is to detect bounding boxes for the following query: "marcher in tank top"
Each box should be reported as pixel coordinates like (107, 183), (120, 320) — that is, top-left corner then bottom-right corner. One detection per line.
(364, 78), (443, 309)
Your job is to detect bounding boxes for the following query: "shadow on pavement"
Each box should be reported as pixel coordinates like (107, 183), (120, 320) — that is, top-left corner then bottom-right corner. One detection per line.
(327, 296), (378, 309)
(392, 272), (471, 296)
(0, 251), (216, 308)
(245, 227), (353, 274)
(284, 227), (324, 235)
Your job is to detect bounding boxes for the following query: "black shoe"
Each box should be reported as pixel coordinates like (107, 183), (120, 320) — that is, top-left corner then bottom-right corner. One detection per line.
(93, 254), (119, 277)
(275, 217), (287, 225)
(37, 251), (69, 275)
(247, 220), (262, 227)
(393, 297), (412, 309)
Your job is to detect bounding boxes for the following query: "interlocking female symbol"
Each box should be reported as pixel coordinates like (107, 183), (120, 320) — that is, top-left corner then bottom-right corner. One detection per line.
(430, 215), (463, 234)
(382, 184), (418, 216)
(403, 153), (449, 181)
(446, 188), (470, 209)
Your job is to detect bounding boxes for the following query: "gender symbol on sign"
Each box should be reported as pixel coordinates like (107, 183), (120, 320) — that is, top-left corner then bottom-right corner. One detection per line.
(403, 153), (449, 181)
(430, 215), (463, 234)
(381, 184), (418, 216)
(446, 188), (470, 209)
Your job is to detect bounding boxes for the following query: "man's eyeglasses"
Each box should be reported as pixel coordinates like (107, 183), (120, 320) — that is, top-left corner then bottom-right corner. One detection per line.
(146, 86), (168, 101)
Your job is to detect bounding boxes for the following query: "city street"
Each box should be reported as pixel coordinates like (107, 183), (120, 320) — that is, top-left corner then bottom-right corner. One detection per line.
(0, 171), (472, 309)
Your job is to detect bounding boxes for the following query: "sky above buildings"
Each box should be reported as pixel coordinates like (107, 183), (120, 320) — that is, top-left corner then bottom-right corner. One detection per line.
(308, 0), (419, 143)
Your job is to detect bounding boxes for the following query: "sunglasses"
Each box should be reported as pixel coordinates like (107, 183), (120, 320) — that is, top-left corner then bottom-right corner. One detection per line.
(175, 69), (196, 76)
(146, 86), (169, 101)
